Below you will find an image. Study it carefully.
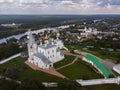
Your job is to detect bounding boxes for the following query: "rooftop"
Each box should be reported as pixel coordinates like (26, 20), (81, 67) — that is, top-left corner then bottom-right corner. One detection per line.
(84, 54), (111, 78)
(38, 43), (56, 49)
(34, 53), (52, 65)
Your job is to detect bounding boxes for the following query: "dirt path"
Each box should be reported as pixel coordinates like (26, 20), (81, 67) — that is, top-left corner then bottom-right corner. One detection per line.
(56, 56), (78, 70)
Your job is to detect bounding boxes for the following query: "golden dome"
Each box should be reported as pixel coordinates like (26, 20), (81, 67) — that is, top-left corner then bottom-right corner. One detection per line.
(45, 34), (48, 40)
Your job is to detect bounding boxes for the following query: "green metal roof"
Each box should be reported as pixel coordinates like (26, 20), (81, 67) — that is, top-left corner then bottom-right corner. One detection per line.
(84, 54), (110, 78)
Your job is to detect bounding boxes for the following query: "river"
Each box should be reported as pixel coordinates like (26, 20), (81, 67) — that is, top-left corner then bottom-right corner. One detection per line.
(0, 24), (73, 44)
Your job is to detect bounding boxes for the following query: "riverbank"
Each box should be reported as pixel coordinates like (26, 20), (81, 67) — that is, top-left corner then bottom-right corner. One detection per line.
(0, 24), (72, 44)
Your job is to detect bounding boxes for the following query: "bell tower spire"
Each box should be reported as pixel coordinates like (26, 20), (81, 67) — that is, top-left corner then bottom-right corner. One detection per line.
(27, 29), (38, 62)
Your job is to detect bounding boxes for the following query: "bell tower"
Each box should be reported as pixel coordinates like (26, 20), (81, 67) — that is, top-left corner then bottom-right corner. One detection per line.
(27, 29), (38, 62)
(44, 34), (49, 46)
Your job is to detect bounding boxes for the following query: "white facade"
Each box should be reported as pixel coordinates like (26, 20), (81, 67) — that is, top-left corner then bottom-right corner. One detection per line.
(38, 44), (64, 63)
(27, 31), (65, 69)
(113, 64), (120, 74)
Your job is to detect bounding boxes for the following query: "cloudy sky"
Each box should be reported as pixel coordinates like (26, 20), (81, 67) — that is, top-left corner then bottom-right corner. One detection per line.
(0, 0), (120, 15)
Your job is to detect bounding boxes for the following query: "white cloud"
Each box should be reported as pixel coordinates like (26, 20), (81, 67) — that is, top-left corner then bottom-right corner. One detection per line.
(60, 0), (74, 5)
(0, 0), (119, 14)
(19, 0), (44, 4)
(107, 3), (112, 9)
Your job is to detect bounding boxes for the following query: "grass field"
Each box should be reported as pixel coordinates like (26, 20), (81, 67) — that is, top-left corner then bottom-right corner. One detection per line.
(53, 55), (76, 68)
(0, 57), (63, 82)
(0, 56), (118, 90)
(57, 59), (103, 80)
(0, 55), (102, 81)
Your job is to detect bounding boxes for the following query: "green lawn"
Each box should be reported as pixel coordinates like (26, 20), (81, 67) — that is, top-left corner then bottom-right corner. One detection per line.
(0, 57), (63, 82)
(53, 55), (76, 68)
(57, 59), (103, 80)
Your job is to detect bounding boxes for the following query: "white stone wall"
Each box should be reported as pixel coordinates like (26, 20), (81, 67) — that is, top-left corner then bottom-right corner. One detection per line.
(113, 68), (120, 74)
(0, 53), (21, 64)
(76, 77), (120, 86)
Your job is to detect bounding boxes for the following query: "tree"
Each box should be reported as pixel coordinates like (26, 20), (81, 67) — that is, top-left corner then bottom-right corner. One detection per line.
(0, 78), (19, 90)
(16, 79), (46, 90)
(0, 42), (21, 60)
(58, 80), (81, 90)
(6, 37), (17, 43)
(5, 67), (18, 79)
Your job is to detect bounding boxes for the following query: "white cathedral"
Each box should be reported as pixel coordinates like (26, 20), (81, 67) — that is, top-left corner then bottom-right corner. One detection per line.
(27, 30), (67, 69)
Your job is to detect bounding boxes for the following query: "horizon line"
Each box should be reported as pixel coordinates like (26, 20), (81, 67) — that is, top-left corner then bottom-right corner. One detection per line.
(0, 14), (120, 16)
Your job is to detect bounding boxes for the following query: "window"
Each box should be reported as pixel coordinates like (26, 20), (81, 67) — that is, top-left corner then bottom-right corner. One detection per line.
(52, 50), (54, 53)
(56, 48), (59, 52)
